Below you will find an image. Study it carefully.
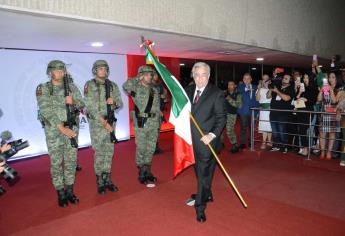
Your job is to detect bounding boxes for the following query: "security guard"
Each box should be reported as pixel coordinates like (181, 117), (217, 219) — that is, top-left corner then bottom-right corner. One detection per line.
(123, 65), (160, 184)
(36, 60), (84, 207)
(84, 60), (123, 194)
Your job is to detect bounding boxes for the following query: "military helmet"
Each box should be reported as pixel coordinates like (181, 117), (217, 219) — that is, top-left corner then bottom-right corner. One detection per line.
(92, 60), (109, 75)
(137, 65), (154, 76)
(46, 60), (66, 75)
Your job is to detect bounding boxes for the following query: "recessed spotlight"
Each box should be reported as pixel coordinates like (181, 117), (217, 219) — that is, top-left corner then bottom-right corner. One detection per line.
(179, 63), (185, 66)
(90, 42), (104, 47)
(251, 67), (257, 70)
(256, 57), (264, 61)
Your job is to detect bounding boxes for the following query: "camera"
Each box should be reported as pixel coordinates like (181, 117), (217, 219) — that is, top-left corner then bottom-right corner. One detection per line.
(1, 131), (29, 183)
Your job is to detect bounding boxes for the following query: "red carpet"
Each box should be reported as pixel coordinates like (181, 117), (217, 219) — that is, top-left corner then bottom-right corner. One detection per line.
(1, 132), (345, 236)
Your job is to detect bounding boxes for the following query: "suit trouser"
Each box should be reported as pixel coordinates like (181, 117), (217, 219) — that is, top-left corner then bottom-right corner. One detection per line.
(194, 152), (216, 211)
(239, 115), (250, 145)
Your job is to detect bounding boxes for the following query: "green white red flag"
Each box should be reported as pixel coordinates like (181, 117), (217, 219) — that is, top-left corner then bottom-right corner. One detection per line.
(144, 44), (195, 176)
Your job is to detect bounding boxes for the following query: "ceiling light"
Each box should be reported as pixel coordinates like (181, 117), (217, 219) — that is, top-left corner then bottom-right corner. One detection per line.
(256, 57), (264, 61)
(251, 67), (257, 70)
(90, 42), (104, 47)
(179, 63), (185, 66)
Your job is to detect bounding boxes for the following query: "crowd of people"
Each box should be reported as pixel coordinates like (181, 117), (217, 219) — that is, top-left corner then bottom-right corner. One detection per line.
(222, 57), (345, 167)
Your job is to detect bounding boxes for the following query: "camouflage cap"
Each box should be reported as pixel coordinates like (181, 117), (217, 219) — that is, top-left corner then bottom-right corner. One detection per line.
(92, 60), (109, 75)
(137, 65), (154, 76)
(46, 60), (66, 75)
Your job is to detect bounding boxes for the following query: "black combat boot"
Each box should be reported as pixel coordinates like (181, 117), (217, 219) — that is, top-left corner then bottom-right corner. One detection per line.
(66, 185), (79, 204)
(57, 188), (68, 207)
(103, 172), (119, 192)
(96, 175), (106, 194)
(138, 166), (147, 184)
(145, 165), (157, 182)
(76, 163), (82, 171)
(0, 185), (6, 195)
(230, 144), (239, 153)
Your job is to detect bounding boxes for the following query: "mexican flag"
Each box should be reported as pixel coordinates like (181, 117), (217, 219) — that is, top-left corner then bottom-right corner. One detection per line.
(145, 46), (195, 176)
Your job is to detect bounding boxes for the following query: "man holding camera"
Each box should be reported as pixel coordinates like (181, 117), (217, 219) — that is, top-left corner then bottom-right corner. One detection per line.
(36, 60), (84, 207)
(268, 74), (295, 153)
(123, 65), (161, 185)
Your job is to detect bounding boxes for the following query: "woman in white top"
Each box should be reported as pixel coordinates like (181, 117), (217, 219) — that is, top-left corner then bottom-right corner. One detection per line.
(256, 75), (272, 149)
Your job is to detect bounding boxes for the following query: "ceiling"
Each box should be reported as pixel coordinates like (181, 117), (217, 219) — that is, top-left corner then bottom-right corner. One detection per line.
(0, 8), (330, 69)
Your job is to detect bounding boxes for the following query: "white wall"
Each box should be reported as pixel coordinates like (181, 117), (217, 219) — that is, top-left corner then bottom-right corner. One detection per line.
(0, 49), (129, 159)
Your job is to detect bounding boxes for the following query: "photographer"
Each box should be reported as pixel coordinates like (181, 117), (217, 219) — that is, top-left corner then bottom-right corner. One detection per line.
(268, 74), (295, 153)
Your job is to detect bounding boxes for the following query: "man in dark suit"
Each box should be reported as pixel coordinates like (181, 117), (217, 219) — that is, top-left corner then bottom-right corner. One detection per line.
(185, 62), (226, 223)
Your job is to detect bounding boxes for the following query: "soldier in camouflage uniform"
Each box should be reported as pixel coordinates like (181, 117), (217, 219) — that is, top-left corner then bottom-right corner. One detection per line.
(152, 70), (168, 154)
(225, 80), (242, 153)
(84, 60), (123, 194)
(123, 65), (160, 184)
(36, 60), (84, 207)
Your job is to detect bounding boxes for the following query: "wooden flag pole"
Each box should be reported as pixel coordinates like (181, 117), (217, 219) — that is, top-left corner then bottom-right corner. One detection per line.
(189, 112), (248, 208)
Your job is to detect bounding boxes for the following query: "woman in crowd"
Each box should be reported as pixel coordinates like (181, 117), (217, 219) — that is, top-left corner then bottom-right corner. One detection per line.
(256, 74), (272, 149)
(317, 72), (341, 159)
(294, 73), (318, 156)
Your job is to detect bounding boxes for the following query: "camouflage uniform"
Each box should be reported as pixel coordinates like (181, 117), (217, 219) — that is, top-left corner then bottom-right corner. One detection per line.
(123, 66), (160, 184)
(153, 71), (168, 154)
(225, 92), (242, 152)
(36, 60), (84, 207)
(84, 60), (123, 194)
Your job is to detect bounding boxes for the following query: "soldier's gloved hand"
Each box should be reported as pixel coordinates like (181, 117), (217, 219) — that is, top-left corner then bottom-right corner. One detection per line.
(65, 96), (73, 105)
(106, 97), (114, 105)
(57, 124), (77, 138)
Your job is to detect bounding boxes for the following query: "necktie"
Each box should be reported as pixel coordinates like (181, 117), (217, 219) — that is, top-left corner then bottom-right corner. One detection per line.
(193, 90), (201, 104)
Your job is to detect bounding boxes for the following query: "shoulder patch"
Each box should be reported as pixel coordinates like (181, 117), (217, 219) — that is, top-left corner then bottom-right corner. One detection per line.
(84, 83), (89, 95)
(36, 84), (42, 96)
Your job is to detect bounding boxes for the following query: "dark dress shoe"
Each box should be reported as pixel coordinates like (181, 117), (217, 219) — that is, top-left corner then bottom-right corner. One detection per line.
(196, 209), (206, 223)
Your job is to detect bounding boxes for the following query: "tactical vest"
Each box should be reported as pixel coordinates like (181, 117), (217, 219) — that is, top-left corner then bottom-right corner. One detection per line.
(226, 92), (239, 114)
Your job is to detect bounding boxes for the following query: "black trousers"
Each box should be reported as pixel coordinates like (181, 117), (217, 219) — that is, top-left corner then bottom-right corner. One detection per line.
(194, 152), (216, 211)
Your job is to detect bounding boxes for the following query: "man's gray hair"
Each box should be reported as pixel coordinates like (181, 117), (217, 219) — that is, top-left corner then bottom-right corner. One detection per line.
(192, 62), (211, 78)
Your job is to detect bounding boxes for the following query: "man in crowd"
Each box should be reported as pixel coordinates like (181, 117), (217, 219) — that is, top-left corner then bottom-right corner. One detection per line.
(268, 74), (295, 153)
(237, 73), (258, 149)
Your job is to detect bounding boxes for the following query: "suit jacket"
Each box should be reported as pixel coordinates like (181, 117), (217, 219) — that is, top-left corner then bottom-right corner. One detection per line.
(185, 83), (226, 157)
